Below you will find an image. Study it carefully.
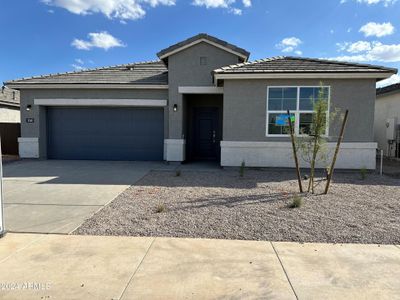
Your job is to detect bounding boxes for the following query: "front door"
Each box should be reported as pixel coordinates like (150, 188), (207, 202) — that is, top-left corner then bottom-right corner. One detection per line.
(192, 107), (220, 160)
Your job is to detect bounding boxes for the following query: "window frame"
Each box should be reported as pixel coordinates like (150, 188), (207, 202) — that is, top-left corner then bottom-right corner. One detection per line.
(266, 86), (331, 137)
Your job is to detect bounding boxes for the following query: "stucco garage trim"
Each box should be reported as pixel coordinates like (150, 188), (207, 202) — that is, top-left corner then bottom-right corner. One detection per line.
(164, 139), (186, 162)
(34, 99), (167, 107)
(178, 86), (223, 94)
(18, 137), (39, 158)
(221, 141), (377, 169)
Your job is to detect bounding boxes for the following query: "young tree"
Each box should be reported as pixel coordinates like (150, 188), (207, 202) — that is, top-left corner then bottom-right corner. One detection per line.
(295, 85), (342, 194)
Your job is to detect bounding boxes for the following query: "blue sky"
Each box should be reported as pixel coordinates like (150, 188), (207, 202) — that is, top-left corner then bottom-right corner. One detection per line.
(1, 0), (399, 86)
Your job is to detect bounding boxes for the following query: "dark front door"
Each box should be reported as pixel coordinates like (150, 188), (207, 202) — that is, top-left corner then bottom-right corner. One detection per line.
(192, 107), (220, 160)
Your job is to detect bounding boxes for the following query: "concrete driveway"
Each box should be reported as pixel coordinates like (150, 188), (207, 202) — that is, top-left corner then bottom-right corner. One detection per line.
(2, 160), (172, 233)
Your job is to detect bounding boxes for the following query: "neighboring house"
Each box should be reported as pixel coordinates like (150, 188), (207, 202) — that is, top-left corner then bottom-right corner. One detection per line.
(375, 83), (400, 158)
(0, 87), (20, 123)
(4, 34), (397, 169)
(0, 87), (20, 155)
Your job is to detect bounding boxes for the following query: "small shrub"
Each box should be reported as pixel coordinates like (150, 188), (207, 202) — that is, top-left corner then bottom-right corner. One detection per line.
(175, 169), (181, 177)
(360, 167), (367, 180)
(239, 161), (245, 177)
(155, 203), (166, 213)
(289, 195), (303, 208)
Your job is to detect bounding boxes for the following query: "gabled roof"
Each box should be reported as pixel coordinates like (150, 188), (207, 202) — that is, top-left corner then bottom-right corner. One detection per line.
(0, 87), (19, 108)
(5, 61), (168, 87)
(376, 83), (400, 96)
(157, 33), (250, 61)
(213, 56), (397, 75)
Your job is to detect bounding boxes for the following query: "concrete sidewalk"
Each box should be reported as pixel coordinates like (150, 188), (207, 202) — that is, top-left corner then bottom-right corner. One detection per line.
(0, 234), (399, 300)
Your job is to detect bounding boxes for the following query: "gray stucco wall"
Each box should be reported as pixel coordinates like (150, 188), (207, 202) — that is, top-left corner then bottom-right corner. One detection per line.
(223, 78), (376, 142)
(167, 42), (240, 139)
(19, 88), (168, 158)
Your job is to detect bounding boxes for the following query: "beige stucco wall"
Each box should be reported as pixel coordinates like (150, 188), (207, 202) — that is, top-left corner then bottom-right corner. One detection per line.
(374, 91), (400, 155)
(0, 107), (20, 123)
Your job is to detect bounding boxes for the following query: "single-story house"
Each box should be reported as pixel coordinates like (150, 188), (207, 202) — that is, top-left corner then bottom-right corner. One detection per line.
(0, 87), (20, 123)
(0, 87), (20, 154)
(375, 83), (400, 158)
(4, 34), (397, 169)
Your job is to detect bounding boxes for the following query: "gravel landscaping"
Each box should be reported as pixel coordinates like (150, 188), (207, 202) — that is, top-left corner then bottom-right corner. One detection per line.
(74, 169), (400, 244)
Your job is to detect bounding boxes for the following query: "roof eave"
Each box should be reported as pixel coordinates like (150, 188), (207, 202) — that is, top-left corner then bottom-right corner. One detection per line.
(0, 101), (20, 108)
(213, 72), (395, 80)
(5, 83), (169, 90)
(157, 38), (250, 62)
(376, 84), (400, 96)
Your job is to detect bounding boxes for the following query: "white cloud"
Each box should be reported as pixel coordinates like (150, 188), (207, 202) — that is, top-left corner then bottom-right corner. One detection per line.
(369, 42), (400, 61)
(346, 41), (372, 53)
(43, 0), (252, 19)
(282, 46), (294, 53)
(280, 37), (302, 47)
(329, 41), (400, 62)
(360, 22), (395, 37)
(341, 0), (397, 6)
(242, 0), (251, 7)
(230, 7), (242, 15)
(357, 0), (397, 6)
(192, 0), (251, 14)
(42, 0), (176, 21)
(71, 58), (91, 70)
(71, 64), (86, 71)
(336, 42), (350, 52)
(276, 37), (303, 55)
(72, 31), (125, 51)
(192, 0), (234, 8)
(377, 74), (400, 88)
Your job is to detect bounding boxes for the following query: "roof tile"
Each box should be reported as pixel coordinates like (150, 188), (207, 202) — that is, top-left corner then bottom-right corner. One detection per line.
(157, 33), (250, 60)
(5, 61), (168, 85)
(213, 56), (397, 74)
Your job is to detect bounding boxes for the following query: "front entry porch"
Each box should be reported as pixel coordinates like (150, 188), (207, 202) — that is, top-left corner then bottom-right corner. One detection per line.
(184, 94), (223, 162)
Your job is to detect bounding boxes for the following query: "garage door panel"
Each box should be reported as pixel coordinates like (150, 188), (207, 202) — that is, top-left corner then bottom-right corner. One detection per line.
(47, 107), (164, 161)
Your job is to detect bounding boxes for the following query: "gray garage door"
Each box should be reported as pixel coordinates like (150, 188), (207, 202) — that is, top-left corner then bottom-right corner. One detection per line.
(47, 107), (164, 161)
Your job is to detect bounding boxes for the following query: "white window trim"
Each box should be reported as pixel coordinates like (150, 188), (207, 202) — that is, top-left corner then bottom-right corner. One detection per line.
(266, 86), (331, 137)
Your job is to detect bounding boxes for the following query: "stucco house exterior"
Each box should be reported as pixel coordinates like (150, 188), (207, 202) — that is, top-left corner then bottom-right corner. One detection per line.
(375, 83), (400, 158)
(4, 34), (397, 169)
(0, 87), (20, 155)
(0, 87), (20, 123)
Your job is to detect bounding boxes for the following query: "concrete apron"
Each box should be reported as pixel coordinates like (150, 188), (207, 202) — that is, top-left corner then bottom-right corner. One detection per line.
(0, 233), (399, 300)
(2, 160), (174, 234)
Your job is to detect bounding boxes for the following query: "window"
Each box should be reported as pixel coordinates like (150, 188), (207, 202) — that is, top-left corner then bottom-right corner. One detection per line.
(200, 56), (207, 66)
(266, 86), (330, 136)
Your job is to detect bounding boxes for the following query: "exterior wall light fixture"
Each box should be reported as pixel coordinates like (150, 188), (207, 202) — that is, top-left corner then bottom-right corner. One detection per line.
(173, 104), (178, 112)
(26, 105), (32, 111)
